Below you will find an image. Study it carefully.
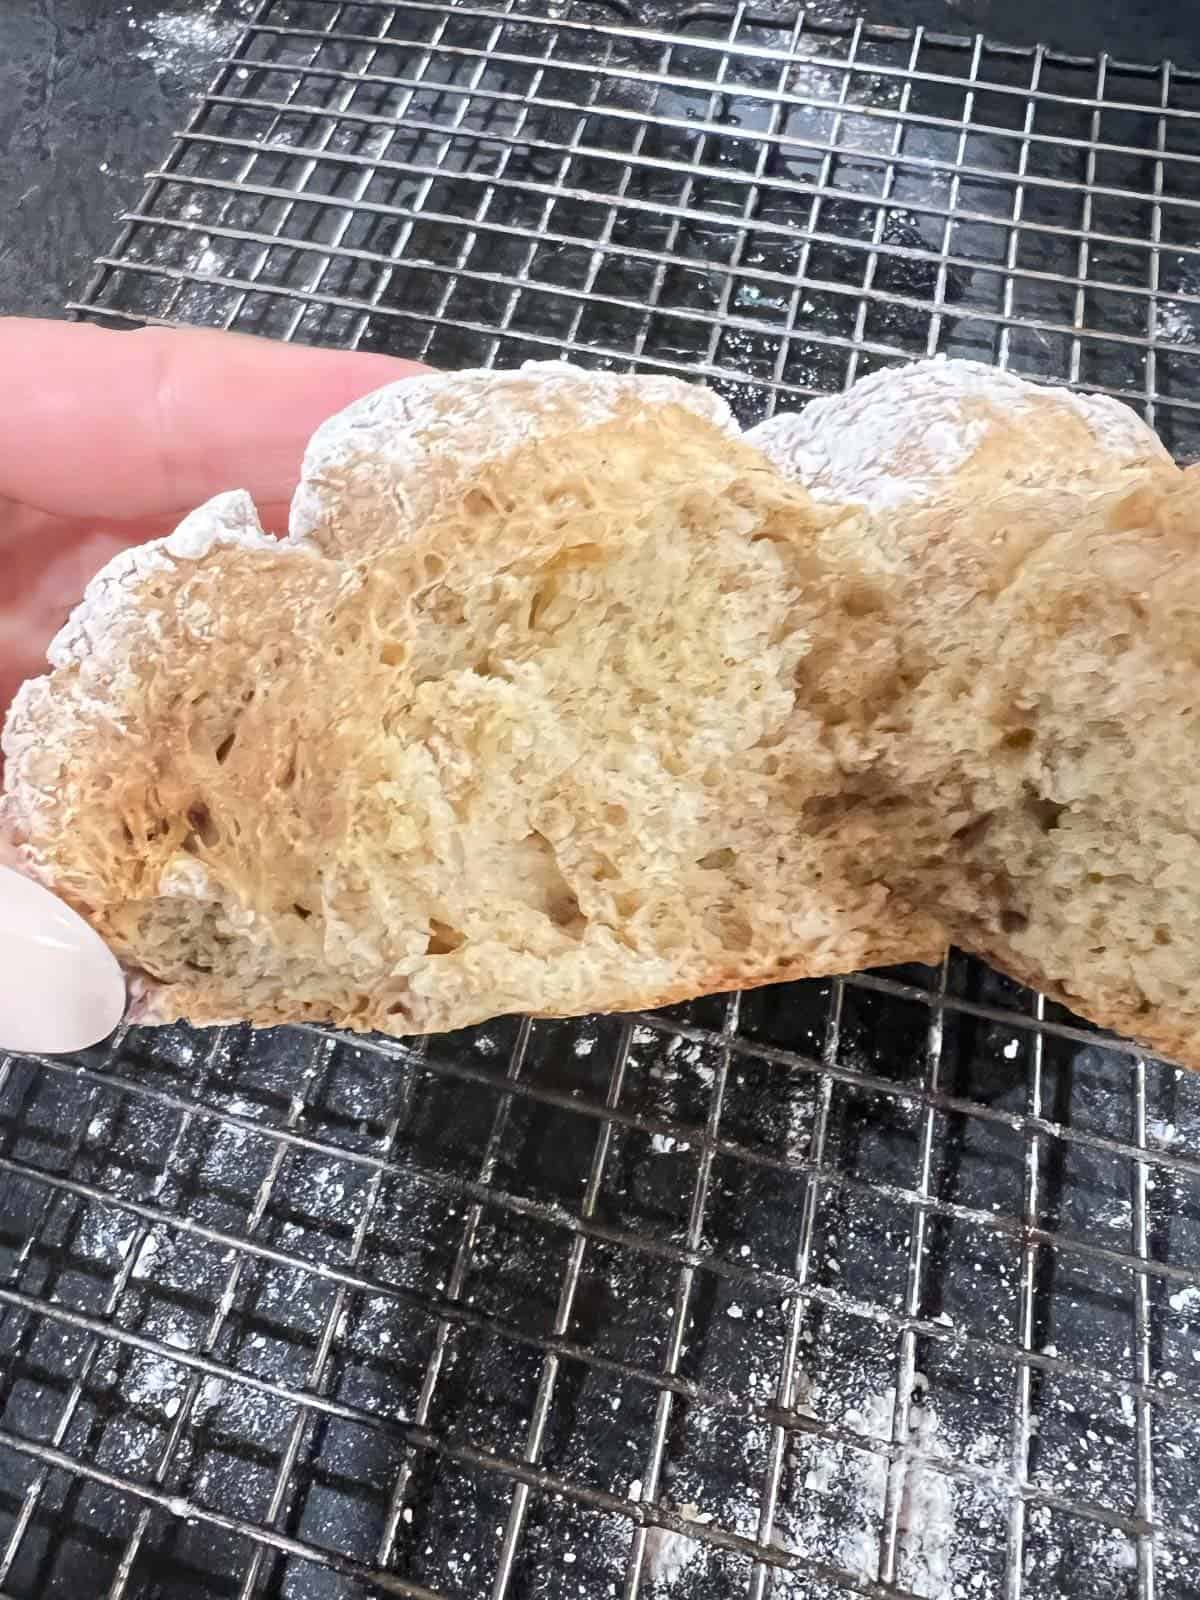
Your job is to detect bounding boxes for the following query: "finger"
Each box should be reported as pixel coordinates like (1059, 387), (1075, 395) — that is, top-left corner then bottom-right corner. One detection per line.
(0, 864), (126, 1053)
(0, 318), (429, 522)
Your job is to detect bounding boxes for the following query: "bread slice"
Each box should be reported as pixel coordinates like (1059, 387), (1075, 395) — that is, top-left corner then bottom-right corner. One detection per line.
(752, 359), (1200, 1062)
(1, 365), (944, 1036)
(9, 355), (1199, 1062)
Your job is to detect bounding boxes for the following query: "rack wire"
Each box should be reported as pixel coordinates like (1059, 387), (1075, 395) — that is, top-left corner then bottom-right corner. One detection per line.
(2, 1), (1200, 1595)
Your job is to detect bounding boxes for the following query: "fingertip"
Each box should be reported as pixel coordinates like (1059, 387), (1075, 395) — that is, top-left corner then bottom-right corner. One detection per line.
(0, 866), (127, 1054)
(143, 323), (431, 517)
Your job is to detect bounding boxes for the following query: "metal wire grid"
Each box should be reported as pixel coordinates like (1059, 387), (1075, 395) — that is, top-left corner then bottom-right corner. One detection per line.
(70, 0), (1200, 448)
(2, 977), (1200, 1599)
(0, 1), (1197, 1596)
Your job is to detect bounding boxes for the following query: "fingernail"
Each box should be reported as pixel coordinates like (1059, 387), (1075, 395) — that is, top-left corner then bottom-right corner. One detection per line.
(0, 865), (126, 1054)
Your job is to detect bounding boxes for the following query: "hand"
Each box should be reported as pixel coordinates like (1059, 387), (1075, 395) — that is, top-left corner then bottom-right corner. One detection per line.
(0, 318), (429, 1053)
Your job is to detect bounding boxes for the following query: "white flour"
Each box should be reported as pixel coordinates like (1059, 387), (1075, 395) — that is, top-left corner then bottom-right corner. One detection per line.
(130, 1229), (162, 1279)
(135, 3), (240, 78)
(289, 364), (738, 548)
(774, 1382), (1007, 1599)
(124, 1349), (186, 1416)
(642, 1509), (713, 1591)
(76, 1204), (135, 1266)
(747, 357), (1161, 510)
(1154, 301), (1197, 346)
(192, 243), (226, 277)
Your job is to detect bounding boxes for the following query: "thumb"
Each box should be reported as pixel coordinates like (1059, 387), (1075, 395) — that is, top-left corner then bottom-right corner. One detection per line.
(0, 864), (126, 1054)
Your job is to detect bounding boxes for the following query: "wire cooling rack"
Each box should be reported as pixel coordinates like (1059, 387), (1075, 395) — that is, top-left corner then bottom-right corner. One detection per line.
(2, 2), (1200, 1597)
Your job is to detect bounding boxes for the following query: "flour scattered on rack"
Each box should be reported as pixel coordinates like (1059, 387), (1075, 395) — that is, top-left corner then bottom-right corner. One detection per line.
(594, 1380), (998, 1598)
(75, 1202), (136, 1266)
(1155, 301), (1198, 346)
(134, 2), (241, 79)
(192, 243), (227, 278)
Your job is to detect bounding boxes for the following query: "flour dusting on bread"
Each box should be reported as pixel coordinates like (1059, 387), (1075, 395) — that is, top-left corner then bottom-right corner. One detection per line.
(748, 358), (1168, 508)
(290, 362), (739, 558)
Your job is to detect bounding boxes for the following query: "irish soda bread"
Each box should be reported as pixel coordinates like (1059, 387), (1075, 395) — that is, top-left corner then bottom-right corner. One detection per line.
(0, 365), (942, 1035)
(3, 357), (1199, 1064)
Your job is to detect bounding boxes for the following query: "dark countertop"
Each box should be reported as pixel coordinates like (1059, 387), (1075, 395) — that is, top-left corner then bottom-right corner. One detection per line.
(1, 0), (255, 318)
(2, 0), (1198, 320)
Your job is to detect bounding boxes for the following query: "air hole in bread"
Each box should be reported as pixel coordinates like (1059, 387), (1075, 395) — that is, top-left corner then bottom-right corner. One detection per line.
(1155, 926), (1173, 947)
(697, 894), (754, 949)
(461, 488), (495, 519)
(841, 581), (886, 618)
(293, 903), (312, 921)
(1001, 726), (1035, 752)
(215, 730), (237, 764)
(549, 890), (585, 931)
(528, 584), (552, 632)
(1001, 908), (1029, 933)
(523, 830), (588, 937)
(426, 920), (465, 955)
(1022, 786), (1065, 833)
(184, 803), (220, 851)
(416, 586), (465, 626)
(698, 847), (737, 871)
(952, 813), (995, 849)
(803, 794), (848, 829)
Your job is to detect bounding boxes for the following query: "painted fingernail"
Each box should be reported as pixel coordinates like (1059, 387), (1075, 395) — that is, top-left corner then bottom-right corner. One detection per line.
(0, 865), (126, 1054)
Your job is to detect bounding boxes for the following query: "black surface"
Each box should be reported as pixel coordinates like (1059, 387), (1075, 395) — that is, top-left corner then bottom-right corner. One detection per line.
(1, 0), (255, 318)
(1, 0), (1199, 321)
